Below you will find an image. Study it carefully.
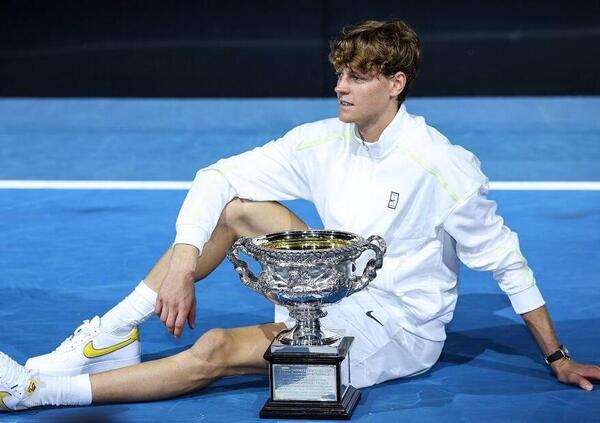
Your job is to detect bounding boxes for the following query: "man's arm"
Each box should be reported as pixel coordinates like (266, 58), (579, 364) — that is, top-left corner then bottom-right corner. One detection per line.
(160, 127), (312, 337)
(522, 305), (600, 390)
(444, 186), (600, 390)
(155, 170), (235, 337)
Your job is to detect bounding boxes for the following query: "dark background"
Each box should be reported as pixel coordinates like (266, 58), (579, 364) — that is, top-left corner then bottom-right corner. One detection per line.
(1, 0), (599, 98)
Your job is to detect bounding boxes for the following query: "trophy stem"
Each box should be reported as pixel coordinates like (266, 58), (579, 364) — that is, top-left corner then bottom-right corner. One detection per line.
(280, 305), (340, 346)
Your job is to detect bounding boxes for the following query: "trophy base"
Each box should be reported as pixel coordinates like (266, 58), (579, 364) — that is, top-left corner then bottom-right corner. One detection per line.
(261, 336), (359, 420)
(259, 385), (360, 420)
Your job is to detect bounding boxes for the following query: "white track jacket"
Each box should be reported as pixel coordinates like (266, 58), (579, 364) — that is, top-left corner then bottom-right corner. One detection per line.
(174, 105), (545, 341)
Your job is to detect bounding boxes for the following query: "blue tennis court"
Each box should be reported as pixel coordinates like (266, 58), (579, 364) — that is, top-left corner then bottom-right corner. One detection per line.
(1, 97), (599, 422)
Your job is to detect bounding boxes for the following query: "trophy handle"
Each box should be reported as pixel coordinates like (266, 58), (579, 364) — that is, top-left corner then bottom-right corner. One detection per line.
(348, 235), (387, 294)
(227, 238), (261, 292)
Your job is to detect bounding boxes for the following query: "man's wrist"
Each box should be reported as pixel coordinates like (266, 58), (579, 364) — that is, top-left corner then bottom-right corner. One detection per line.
(549, 357), (571, 375)
(170, 244), (199, 276)
(173, 243), (200, 256)
(545, 345), (571, 366)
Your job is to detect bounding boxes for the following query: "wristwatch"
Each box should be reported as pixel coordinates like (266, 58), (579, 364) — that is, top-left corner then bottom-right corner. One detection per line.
(544, 345), (570, 365)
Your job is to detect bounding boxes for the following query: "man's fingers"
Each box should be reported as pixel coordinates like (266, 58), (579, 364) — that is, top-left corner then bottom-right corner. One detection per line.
(568, 373), (593, 391)
(160, 303), (170, 325)
(188, 301), (196, 330)
(579, 365), (600, 382)
(579, 378), (594, 391)
(154, 297), (163, 316)
(165, 309), (177, 335)
(174, 311), (187, 338)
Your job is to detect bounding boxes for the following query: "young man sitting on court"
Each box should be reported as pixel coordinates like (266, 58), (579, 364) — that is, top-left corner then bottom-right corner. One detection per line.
(1, 19), (598, 412)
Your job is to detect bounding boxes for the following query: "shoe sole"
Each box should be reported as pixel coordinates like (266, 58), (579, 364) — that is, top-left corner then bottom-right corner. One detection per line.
(27, 356), (141, 377)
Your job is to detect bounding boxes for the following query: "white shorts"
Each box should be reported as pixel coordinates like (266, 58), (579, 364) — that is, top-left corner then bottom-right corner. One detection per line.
(274, 288), (444, 389)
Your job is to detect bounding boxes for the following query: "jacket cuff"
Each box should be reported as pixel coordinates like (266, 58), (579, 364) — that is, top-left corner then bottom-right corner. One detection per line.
(508, 284), (545, 314)
(174, 225), (209, 255)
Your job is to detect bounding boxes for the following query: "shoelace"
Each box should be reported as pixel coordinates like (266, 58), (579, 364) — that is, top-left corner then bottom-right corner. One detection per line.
(0, 352), (29, 397)
(55, 317), (100, 353)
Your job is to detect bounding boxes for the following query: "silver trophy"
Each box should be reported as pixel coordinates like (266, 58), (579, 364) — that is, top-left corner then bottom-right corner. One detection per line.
(227, 229), (386, 420)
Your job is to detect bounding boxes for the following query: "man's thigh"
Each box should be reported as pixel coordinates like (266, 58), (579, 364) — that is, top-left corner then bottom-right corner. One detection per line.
(227, 199), (308, 238)
(191, 200), (308, 281)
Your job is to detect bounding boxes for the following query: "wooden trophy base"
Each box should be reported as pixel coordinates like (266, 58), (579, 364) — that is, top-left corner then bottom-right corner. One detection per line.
(260, 336), (360, 420)
(260, 385), (360, 420)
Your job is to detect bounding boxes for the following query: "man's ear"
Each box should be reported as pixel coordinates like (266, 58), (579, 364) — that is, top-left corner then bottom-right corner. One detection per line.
(390, 72), (407, 98)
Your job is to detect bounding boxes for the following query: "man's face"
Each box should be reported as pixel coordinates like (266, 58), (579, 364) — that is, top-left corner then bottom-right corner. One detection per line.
(334, 67), (402, 128)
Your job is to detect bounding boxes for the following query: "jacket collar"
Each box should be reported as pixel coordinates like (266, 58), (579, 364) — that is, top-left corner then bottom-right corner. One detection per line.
(351, 104), (407, 159)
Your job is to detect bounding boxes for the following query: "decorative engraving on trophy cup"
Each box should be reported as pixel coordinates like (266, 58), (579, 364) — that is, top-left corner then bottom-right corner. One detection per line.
(227, 230), (386, 420)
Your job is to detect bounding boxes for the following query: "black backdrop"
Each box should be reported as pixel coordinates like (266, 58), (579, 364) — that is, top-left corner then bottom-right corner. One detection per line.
(1, 0), (599, 97)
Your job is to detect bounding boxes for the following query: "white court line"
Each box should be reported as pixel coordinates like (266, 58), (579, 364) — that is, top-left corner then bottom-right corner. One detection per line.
(490, 181), (600, 191)
(0, 180), (191, 190)
(0, 180), (599, 191)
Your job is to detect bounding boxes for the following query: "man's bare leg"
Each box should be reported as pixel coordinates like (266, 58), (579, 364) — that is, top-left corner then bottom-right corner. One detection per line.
(91, 323), (285, 402)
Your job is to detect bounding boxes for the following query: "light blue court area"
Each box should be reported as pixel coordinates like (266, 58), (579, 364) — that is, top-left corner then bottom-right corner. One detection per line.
(1, 98), (599, 422)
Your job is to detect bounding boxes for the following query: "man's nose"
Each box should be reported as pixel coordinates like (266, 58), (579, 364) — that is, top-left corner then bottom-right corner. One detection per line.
(335, 75), (349, 93)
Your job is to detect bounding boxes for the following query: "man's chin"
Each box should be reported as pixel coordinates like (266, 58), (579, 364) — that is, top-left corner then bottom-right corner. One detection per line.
(337, 111), (355, 123)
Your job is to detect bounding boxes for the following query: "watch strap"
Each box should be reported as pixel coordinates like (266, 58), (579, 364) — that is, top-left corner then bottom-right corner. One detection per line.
(544, 345), (570, 365)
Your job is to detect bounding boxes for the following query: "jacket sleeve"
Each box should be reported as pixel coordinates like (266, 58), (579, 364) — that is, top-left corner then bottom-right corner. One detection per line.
(443, 184), (545, 314)
(174, 169), (237, 253)
(174, 126), (311, 254)
(205, 124), (312, 202)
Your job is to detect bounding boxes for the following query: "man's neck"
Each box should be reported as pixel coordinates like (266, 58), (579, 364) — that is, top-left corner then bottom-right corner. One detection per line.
(356, 105), (399, 143)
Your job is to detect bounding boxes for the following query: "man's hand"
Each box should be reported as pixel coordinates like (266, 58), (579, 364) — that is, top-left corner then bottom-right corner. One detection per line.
(551, 358), (600, 391)
(521, 305), (600, 391)
(155, 244), (199, 337)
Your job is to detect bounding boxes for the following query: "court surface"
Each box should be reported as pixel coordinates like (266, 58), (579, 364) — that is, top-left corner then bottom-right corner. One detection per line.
(1, 97), (599, 422)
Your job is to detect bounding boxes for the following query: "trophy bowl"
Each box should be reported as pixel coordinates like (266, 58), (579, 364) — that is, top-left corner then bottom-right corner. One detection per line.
(227, 230), (386, 346)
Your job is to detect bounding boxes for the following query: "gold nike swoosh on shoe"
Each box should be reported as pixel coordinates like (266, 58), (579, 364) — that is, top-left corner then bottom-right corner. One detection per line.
(83, 327), (139, 359)
(26, 380), (38, 395)
(0, 391), (11, 411)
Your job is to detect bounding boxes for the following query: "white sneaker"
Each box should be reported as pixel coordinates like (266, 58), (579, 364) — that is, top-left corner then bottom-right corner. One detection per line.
(0, 352), (39, 411)
(25, 316), (141, 376)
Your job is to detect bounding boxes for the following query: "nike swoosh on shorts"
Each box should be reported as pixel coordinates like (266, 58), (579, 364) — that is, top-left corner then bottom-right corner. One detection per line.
(366, 310), (384, 326)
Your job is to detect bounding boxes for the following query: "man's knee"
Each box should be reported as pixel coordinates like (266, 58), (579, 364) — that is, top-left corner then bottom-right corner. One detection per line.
(220, 198), (248, 236)
(219, 198), (271, 238)
(189, 328), (233, 366)
(220, 198), (307, 239)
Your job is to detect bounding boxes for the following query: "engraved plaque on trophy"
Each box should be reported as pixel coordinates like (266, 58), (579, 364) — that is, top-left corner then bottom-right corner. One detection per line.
(227, 230), (386, 420)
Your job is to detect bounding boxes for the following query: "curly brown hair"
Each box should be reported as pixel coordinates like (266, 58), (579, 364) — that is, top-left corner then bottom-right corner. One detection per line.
(329, 20), (421, 104)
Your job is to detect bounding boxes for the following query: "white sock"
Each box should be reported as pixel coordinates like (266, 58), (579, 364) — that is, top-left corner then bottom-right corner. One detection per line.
(101, 280), (157, 336)
(26, 374), (92, 407)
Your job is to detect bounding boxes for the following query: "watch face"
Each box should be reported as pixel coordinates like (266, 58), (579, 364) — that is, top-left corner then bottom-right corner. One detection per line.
(562, 346), (570, 357)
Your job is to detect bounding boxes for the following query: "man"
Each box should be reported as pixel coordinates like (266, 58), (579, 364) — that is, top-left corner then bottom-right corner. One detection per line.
(1, 19), (598, 412)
